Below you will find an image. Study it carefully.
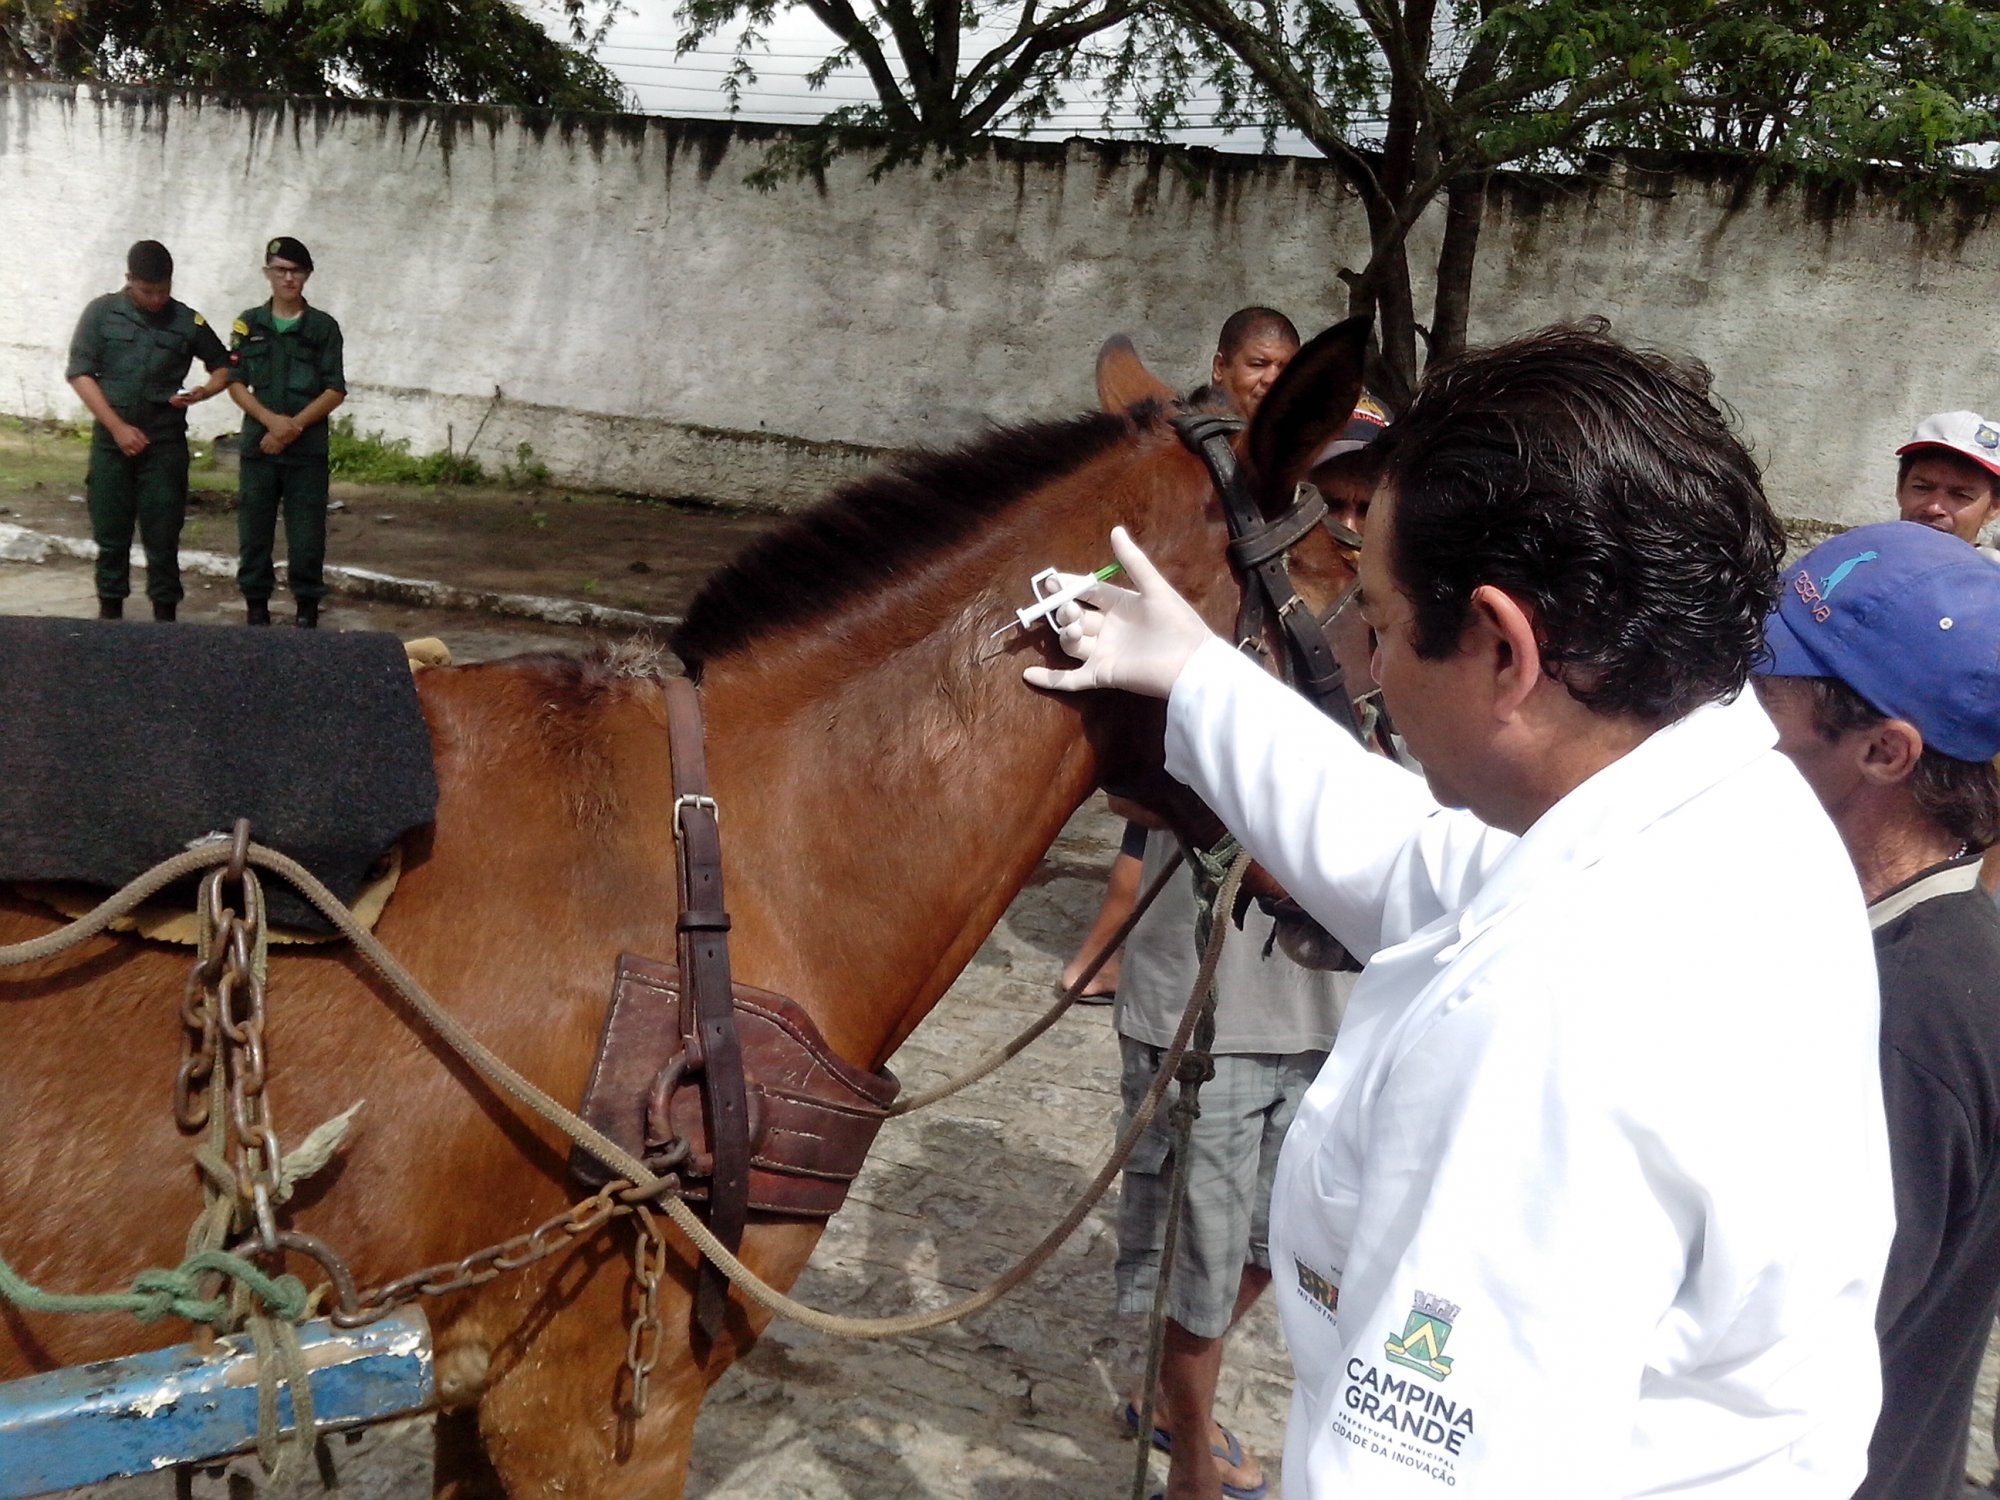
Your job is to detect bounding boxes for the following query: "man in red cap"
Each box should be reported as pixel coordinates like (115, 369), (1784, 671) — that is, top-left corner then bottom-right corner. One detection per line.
(1894, 411), (2000, 560)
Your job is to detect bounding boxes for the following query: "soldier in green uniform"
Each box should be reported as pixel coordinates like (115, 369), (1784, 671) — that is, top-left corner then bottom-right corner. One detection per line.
(65, 240), (231, 621)
(226, 236), (346, 628)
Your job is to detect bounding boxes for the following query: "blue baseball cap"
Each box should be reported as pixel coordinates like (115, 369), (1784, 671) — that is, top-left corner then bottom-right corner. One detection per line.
(1758, 520), (2000, 761)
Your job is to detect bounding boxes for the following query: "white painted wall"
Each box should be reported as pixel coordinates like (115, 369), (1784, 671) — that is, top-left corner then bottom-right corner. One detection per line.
(2, 82), (1994, 525)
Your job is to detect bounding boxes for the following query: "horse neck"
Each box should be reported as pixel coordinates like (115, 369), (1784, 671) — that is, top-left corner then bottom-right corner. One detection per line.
(695, 435), (1231, 1069)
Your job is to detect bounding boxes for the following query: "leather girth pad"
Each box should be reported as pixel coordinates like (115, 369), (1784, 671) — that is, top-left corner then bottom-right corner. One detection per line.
(569, 953), (901, 1220)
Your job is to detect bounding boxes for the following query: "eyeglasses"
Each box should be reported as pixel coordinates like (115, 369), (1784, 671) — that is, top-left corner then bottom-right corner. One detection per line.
(265, 265), (307, 280)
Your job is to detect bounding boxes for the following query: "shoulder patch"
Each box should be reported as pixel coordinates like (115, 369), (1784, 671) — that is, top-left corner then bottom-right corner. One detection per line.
(193, 312), (206, 326)
(232, 319), (250, 335)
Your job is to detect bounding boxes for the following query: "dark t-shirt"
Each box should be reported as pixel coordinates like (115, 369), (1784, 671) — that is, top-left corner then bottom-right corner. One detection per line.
(1855, 859), (2000, 1500)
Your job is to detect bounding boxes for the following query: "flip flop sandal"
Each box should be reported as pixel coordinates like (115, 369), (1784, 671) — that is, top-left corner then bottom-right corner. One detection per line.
(1057, 978), (1117, 1005)
(1120, 1405), (1269, 1500)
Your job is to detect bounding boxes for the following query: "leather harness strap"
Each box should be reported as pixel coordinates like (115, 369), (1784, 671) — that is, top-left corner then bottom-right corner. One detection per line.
(1171, 411), (1366, 742)
(662, 676), (752, 1344)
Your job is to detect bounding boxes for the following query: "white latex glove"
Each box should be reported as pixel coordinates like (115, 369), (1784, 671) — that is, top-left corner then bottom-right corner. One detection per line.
(1022, 526), (1216, 699)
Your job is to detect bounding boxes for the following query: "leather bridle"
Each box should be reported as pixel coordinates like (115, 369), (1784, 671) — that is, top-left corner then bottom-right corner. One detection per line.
(1171, 409), (1370, 742)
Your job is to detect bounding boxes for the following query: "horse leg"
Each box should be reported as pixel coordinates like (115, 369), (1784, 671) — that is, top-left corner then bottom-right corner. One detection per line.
(459, 1219), (824, 1499)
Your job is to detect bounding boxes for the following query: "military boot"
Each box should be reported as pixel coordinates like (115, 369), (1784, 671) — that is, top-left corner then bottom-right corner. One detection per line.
(152, 601), (177, 623)
(246, 600), (271, 627)
(97, 598), (123, 621)
(295, 599), (319, 629)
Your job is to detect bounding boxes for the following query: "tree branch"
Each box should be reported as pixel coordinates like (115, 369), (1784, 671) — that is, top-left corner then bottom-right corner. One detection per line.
(798, 0), (920, 126)
(960, 0), (1122, 93)
(868, 0), (937, 101)
(961, 0), (1140, 132)
(1165, 0), (1388, 208)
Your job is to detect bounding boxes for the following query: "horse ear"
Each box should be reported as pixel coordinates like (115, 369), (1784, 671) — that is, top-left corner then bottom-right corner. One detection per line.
(1096, 335), (1176, 415)
(1244, 316), (1371, 507)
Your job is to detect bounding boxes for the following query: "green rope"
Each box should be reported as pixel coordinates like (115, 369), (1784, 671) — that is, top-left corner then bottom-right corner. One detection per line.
(250, 1309), (317, 1484)
(1188, 833), (1244, 955)
(0, 1246), (308, 1326)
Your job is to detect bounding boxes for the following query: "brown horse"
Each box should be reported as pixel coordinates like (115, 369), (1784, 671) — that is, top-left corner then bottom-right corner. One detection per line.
(0, 325), (1367, 1497)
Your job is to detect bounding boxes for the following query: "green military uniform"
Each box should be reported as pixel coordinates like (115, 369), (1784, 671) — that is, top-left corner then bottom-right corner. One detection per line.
(65, 293), (229, 604)
(227, 302), (346, 605)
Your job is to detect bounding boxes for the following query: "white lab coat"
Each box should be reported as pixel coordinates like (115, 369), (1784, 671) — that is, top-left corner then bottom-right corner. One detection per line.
(1163, 639), (1893, 1498)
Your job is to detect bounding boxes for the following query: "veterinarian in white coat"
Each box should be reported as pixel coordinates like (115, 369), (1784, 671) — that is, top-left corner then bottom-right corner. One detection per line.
(1028, 326), (1893, 1498)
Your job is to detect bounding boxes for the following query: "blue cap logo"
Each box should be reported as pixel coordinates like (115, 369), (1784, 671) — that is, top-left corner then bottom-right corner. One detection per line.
(1793, 549), (1879, 623)
(1978, 424), (2000, 450)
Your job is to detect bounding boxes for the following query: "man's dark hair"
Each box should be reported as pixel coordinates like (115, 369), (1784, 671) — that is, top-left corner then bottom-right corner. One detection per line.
(1376, 321), (1783, 723)
(1801, 676), (2000, 851)
(1896, 449), (1998, 503)
(1216, 306), (1299, 359)
(126, 240), (173, 283)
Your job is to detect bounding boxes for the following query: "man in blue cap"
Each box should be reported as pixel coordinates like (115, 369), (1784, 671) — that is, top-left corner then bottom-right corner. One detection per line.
(1752, 520), (2000, 1500)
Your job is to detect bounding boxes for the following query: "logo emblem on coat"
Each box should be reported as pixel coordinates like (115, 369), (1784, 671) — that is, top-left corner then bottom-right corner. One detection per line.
(1384, 1290), (1459, 1381)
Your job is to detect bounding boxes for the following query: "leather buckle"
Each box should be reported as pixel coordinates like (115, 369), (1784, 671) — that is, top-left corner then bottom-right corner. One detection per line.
(673, 793), (719, 838)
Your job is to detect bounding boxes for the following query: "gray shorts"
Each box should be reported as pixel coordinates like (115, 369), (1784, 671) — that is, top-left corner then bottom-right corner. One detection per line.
(1113, 1038), (1325, 1339)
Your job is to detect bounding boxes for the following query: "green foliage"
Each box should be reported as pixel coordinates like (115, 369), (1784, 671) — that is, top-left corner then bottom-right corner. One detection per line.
(327, 420), (560, 488)
(1492, 0), (2000, 183)
(328, 416), (485, 486)
(0, 0), (634, 111)
(503, 440), (550, 486)
(0, 414), (88, 444)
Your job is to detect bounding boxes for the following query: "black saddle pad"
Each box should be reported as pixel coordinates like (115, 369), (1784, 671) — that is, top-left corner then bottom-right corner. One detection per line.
(0, 618), (438, 934)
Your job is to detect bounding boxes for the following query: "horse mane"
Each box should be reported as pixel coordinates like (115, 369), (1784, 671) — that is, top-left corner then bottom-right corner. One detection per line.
(483, 639), (671, 698)
(672, 409), (1142, 672)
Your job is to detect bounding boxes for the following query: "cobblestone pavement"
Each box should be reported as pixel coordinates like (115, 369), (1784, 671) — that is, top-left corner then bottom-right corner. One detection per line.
(680, 797), (1294, 1500)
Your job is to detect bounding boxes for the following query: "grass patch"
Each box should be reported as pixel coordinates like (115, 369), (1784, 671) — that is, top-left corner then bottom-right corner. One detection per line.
(505, 442), (550, 487)
(0, 417), (93, 491)
(329, 420), (553, 490)
(329, 417), (486, 486)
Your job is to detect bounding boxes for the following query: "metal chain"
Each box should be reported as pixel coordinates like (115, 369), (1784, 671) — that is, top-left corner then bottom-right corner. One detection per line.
(331, 1178), (640, 1327)
(624, 1205), (667, 1416)
(194, 865), (285, 1251)
(173, 961), (219, 1132)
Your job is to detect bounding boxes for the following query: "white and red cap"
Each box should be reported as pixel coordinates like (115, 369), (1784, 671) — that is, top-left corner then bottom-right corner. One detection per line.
(1896, 411), (2000, 481)
(1307, 393), (1392, 467)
